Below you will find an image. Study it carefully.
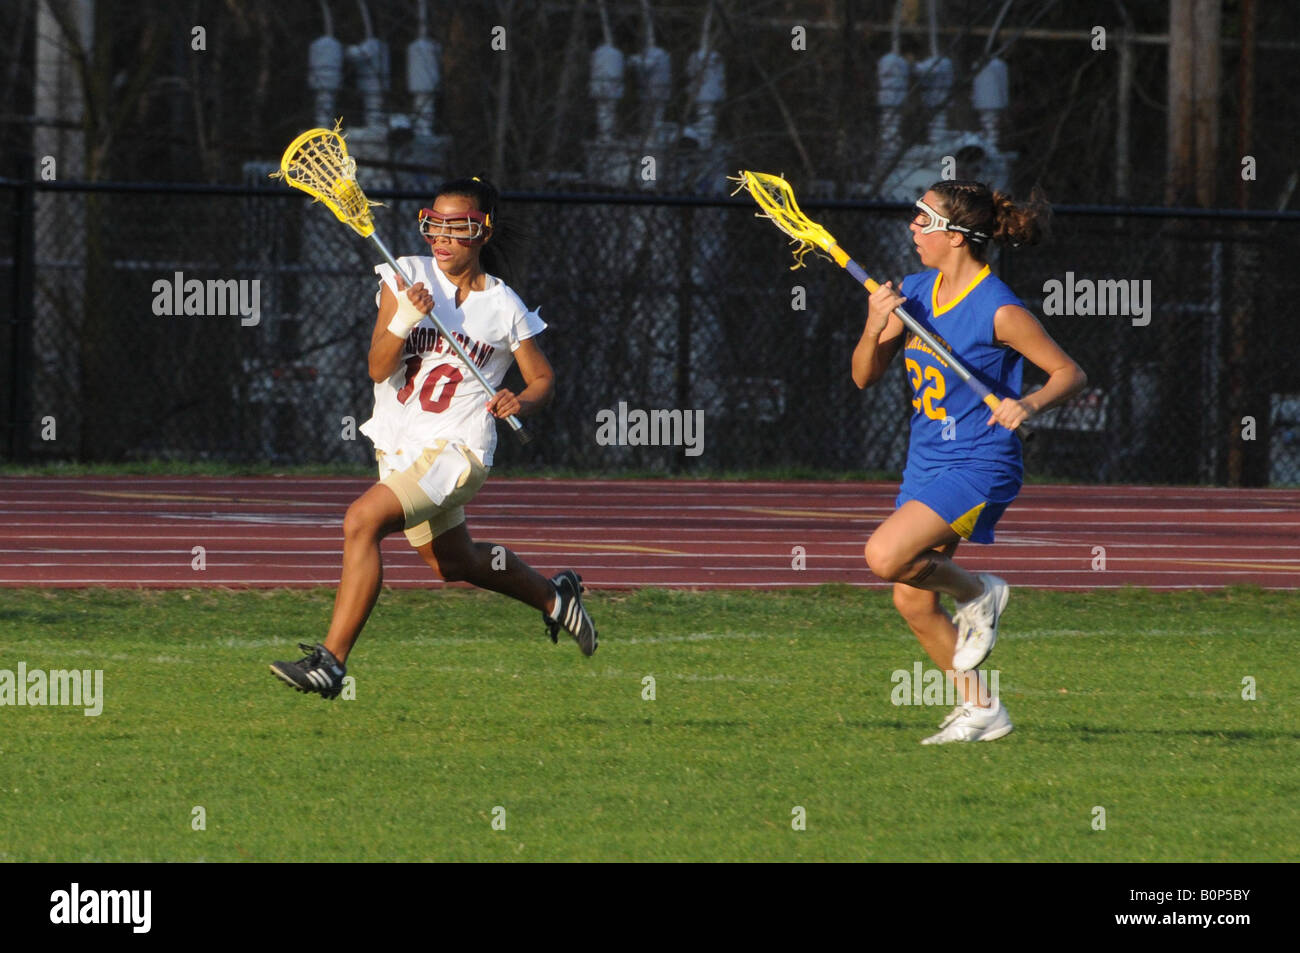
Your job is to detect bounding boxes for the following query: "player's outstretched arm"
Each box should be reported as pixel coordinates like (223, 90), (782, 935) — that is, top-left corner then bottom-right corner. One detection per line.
(486, 337), (555, 420)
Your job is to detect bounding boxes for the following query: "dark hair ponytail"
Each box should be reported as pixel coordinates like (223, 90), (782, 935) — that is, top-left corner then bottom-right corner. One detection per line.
(927, 180), (1051, 260)
(435, 176), (526, 282)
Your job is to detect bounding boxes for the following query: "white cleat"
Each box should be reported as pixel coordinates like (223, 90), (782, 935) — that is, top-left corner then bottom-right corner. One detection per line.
(951, 574), (1009, 671)
(921, 698), (1014, 745)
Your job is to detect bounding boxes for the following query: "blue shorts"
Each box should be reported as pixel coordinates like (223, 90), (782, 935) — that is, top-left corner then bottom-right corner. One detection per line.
(895, 466), (1021, 544)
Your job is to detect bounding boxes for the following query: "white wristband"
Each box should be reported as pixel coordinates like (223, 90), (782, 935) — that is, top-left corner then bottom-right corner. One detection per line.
(387, 291), (427, 339)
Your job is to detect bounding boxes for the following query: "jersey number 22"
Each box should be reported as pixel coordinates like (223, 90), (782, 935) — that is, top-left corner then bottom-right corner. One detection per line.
(905, 357), (947, 421)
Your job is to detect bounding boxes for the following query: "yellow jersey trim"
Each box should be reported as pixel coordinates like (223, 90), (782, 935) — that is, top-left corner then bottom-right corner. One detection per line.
(932, 264), (992, 316)
(949, 501), (987, 540)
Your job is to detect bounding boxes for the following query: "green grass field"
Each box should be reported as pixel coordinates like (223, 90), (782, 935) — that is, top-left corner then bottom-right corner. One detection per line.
(3, 586), (1296, 862)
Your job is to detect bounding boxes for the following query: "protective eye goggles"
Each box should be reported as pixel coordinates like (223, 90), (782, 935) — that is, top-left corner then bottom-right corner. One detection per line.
(418, 208), (491, 244)
(912, 199), (989, 243)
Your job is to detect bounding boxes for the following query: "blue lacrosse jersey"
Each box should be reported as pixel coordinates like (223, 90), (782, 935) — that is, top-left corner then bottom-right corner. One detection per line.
(896, 265), (1025, 483)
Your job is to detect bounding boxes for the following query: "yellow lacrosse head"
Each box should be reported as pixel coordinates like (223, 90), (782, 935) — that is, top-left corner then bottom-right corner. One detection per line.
(271, 121), (381, 237)
(731, 170), (838, 270)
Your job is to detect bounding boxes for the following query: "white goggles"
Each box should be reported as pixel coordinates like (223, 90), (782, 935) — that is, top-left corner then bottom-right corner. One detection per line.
(912, 199), (989, 243)
(418, 208), (490, 244)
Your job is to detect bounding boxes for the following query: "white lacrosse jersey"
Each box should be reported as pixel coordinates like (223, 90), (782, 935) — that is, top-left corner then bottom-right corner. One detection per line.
(359, 255), (546, 467)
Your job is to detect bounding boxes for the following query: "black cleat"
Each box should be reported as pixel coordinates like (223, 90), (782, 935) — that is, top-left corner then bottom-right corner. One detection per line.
(543, 570), (598, 656)
(269, 642), (347, 699)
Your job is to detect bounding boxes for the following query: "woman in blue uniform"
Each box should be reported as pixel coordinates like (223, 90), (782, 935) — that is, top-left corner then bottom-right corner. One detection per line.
(853, 180), (1086, 744)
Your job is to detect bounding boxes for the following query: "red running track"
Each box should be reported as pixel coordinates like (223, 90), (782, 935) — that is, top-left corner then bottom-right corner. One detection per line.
(1, 477), (1298, 590)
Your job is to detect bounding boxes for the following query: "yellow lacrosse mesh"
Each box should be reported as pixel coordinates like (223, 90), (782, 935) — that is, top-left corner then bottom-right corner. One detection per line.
(270, 121), (381, 237)
(731, 170), (839, 270)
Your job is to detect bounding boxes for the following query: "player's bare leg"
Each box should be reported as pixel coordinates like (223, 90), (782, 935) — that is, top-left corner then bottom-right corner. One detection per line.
(420, 523), (598, 655)
(864, 500), (982, 601)
(418, 523), (552, 609)
(322, 483), (407, 663)
(867, 502), (1008, 672)
(867, 505), (1007, 703)
(271, 483), (405, 696)
(891, 542), (990, 708)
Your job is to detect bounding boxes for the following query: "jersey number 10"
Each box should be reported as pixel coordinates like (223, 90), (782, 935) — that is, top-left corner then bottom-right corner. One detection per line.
(396, 357), (463, 413)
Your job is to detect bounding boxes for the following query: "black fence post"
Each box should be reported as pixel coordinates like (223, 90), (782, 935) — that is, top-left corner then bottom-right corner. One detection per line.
(675, 204), (694, 475)
(8, 181), (35, 461)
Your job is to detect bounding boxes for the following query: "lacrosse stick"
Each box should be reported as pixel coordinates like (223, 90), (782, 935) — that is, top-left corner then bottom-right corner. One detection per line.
(733, 170), (1024, 433)
(272, 122), (530, 443)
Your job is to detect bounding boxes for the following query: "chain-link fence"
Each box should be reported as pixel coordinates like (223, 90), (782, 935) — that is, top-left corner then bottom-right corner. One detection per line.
(3, 180), (1298, 484)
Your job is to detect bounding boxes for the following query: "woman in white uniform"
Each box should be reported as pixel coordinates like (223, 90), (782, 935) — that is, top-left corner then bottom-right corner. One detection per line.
(271, 178), (597, 699)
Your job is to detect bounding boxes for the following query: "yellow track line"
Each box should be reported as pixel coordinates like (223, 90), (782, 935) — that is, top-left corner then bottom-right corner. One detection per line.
(738, 506), (888, 520)
(1162, 558), (1300, 573)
